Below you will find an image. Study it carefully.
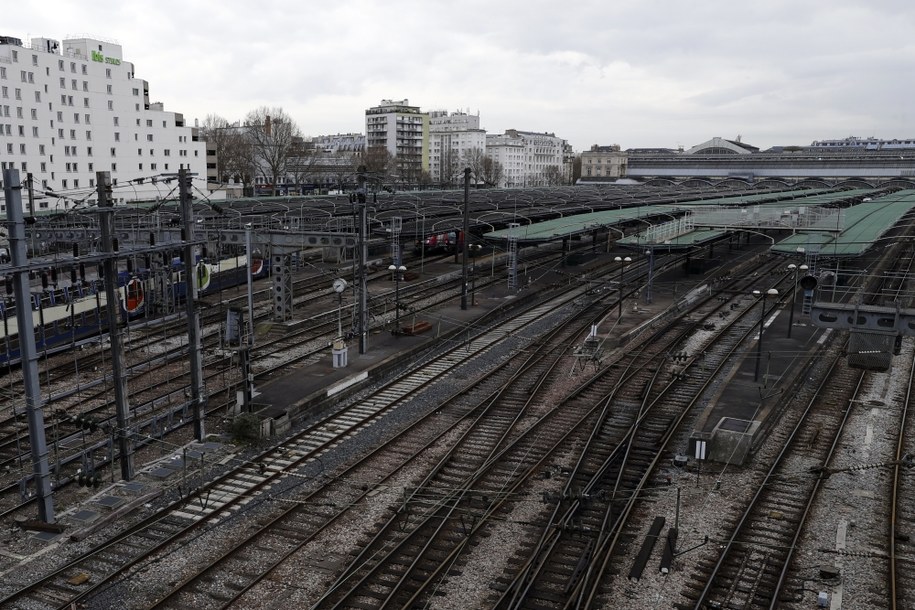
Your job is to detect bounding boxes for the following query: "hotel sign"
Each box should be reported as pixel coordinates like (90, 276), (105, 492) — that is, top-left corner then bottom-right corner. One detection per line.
(91, 50), (121, 65)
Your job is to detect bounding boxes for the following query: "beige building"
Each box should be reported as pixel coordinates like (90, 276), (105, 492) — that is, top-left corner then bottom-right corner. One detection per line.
(580, 144), (627, 181)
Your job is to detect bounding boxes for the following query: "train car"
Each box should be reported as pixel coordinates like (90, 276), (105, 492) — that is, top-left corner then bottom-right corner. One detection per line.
(0, 252), (268, 367)
(416, 231), (463, 254)
(0, 287), (108, 367)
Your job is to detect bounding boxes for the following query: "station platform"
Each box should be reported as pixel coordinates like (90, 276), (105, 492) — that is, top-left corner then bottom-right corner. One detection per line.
(250, 260), (542, 427)
(691, 293), (826, 465)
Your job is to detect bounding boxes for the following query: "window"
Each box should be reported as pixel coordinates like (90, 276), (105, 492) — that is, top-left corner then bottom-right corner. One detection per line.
(83, 98), (89, 108)
(84, 114), (90, 124)
(149, 149), (154, 156)
(114, 132), (120, 142)
(70, 129), (76, 139)
(19, 143), (25, 154)
(147, 134), (153, 141)
(113, 116), (119, 126)
(1, 86), (6, 98)
(15, 106), (22, 118)
(138, 163), (143, 170)
(146, 119), (152, 127)
(17, 125), (23, 136)
(34, 91), (40, 103)
(67, 95), (73, 106)
(86, 146), (92, 156)
(138, 148), (142, 156)
(40, 162), (46, 172)
(111, 163), (117, 171)
(81, 64), (87, 75)
(105, 68), (111, 79)
(14, 88), (20, 100)
(106, 84), (112, 94)
(11, 50), (17, 62)
(164, 149), (170, 156)
(62, 179), (68, 188)
(70, 62), (76, 73)
(58, 128), (64, 138)
(31, 54), (38, 66)
(58, 60), (64, 71)
(85, 130), (91, 141)
(38, 144), (44, 155)
(74, 112), (80, 124)
(151, 163), (157, 170)
(107, 100), (113, 110)
(30, 108), (36, 119)
(88, 163), (93, 171)
(132, 88), (139, 96)
(110, 147), (116, 156)
(31, 126), (38, 137)
(56, 111), (63, 121)
(83, 81), (88, 92)
(20, 70), (26, 82)
(71, 79), (77, 90)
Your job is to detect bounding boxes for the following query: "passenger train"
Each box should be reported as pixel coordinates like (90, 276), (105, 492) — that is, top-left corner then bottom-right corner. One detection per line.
(0, 253), (268, 367)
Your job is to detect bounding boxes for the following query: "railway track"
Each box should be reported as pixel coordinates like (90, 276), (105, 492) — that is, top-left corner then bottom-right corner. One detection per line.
(0, 259), (603, 609)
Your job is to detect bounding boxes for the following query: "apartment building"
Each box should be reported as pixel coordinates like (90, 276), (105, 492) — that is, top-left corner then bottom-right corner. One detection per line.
(428, 110), (486, 186)
(0, 34), (209, 213)
(486, 129), (567, 187)
(364, 99), (429, 184)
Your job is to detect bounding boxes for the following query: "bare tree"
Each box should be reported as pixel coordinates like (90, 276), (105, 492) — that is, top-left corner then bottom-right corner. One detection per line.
(441, 147), (463, 187)
(571, 155), (582, 184)
(462, 147), (486, 184)
(244, 106), (303, 196)
(285, 137), (320, 194)
(480, 155), (505, 188)
(363, 146), (393, 191)
(543, 165), (565, 186)
(200, 114), (255, 194)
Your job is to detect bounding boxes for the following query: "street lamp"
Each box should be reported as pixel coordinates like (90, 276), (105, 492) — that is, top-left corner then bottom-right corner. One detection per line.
(753, 288), (779, 383)
(786, 263), (808, 338)
(614, 256), (632, 319)
(388, 264), (407, 335)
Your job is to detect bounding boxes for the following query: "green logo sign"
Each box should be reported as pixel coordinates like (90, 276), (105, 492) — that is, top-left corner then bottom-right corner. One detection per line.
(91, 50), (121, 65)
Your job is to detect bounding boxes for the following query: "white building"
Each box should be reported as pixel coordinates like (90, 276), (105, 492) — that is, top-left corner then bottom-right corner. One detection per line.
(365, 99), (428, 184)
(0, 35), (210, 214)
(428, 110), (486, 186)
(486, 129), (567, 187)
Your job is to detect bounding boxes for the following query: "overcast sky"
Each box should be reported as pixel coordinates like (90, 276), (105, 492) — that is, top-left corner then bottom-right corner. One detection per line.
(8, 1), (915, 151)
